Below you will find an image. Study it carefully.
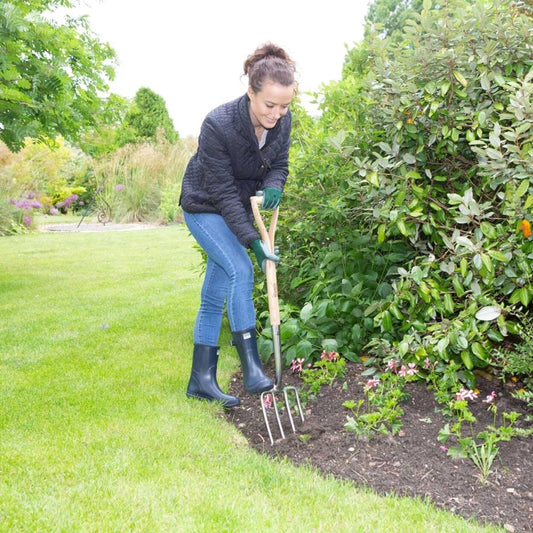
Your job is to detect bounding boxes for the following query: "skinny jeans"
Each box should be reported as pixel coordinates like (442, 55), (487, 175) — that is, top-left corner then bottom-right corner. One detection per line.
(183, 211), (255, 346)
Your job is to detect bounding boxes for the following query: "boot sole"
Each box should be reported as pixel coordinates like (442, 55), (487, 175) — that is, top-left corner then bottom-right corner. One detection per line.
(186, 391), (240, 408)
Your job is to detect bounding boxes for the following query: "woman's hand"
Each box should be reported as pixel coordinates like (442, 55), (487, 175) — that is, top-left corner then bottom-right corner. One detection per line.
(250, 239), (279, 272)
(261, 188), (282, 209)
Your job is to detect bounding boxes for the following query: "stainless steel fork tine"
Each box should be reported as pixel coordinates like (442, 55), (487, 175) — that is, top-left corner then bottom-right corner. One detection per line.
(282, 386), (305, 433)
(261, 390), (285, 445)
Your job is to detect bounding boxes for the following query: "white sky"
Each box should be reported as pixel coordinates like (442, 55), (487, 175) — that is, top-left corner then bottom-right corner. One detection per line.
(70, 0), (371, 137)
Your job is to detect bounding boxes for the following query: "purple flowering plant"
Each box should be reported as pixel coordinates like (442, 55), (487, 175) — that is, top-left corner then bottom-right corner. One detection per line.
(9, 192), (43, 230)
(56, 194), (79, 210)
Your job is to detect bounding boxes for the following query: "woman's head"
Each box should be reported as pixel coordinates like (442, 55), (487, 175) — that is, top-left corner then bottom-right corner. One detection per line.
(245, 43), (296, 130)
(244, 43), (296, 94)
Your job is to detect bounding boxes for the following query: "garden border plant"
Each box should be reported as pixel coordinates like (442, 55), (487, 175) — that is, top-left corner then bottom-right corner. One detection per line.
(288, 350), (532, 485)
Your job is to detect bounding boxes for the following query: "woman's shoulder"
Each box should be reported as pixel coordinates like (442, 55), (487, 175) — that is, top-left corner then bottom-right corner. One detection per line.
(206, 94), (247, 126)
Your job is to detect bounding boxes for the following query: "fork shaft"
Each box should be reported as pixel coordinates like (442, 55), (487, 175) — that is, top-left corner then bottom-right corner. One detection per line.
(272, 324), (282, 390)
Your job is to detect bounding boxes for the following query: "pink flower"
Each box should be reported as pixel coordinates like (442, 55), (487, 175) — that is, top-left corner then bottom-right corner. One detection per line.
(385, 360), (398, 373)
(320, 350), (338, 361)
(455, 388), (478, 401)
(439, 445), (448, 452)
(407, 363), (418, 376)
(399, 365), (407, 377)
(262, 394), (273, 409)
(364, 378), (380, 391)
(483, 391), (497, 404)
(423, 358), (431, 370)
(291, 358), (305, 373)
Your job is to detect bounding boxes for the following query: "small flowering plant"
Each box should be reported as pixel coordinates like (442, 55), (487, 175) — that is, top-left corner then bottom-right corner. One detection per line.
(344, 359), (418, 439)
(437, 386), (531, 484)
(293, 350), (346, 400)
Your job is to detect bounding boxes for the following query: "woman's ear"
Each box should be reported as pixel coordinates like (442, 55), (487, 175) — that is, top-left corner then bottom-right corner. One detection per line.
(247, 85), (255, 100)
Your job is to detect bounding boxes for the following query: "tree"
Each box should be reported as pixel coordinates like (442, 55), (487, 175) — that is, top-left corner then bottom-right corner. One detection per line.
(116, 87), (178, 146)
(0, 0), (116, 152)
(365, 0), (424, 39)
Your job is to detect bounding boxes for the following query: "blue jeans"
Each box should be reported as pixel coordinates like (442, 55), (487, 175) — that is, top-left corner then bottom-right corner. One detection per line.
(183, 211), (255, 346)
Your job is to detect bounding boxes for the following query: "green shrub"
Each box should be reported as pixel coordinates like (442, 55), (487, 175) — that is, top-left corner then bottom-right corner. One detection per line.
(272, 0), (532, 389)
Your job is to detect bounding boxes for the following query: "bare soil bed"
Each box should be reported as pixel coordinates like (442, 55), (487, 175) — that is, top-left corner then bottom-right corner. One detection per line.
(225, 361), (533, 532)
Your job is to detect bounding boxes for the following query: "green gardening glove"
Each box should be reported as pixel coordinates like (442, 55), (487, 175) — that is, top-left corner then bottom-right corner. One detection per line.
(261, 187), (282, 209)
(250, 239), (280, 273)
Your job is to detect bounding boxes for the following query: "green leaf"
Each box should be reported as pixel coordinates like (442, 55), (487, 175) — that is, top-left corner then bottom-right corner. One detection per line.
(448, 445), (469, 459)
(516, 180), (530, 198)
(457, 335), (469, 350)
(295, 340), (313, 359)
(300, 303), (313, 322)
(381, 310), (393, 332)
(471, 342), (489, 361)
(437, 423), (451, 444)
(389, 303), (403, 320)
(321, 338), (338, 352)
(436, 337), (449, 356)
(460, 258), (468, 278)
(461, 350), (474, 370)
(509, 287), (531, 306)
(481, 253), (493, 273)
(377, 223), (386, 243)
(280, 321), (300, 340)
(487, 329), (504, 343)
(486, 148), (503, 160)
(443, 293), (454, 313)
(453, 70), (468, 88)
(402, 153), (416, 164)
(480, 221), (497, 239)
(366, 171), (379, 186)
(396, 219), (408, 237)
(452, 277), (465, 296)
(487, 250), (508, 262)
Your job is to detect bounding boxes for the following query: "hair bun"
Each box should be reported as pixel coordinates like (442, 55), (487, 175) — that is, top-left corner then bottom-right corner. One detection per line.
(244, 43), (296, 92)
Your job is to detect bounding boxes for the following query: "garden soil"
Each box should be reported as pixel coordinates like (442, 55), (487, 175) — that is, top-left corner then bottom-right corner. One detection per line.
(224, 361), (533, 533)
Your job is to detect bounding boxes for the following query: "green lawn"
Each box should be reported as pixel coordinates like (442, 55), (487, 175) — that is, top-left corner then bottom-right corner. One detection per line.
(0, 225), (503, 532)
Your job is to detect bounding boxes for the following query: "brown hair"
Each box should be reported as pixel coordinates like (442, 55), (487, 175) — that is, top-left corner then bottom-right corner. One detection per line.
(244, 43), (296, 93)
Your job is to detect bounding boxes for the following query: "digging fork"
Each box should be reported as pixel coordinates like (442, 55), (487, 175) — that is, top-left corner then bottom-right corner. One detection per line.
(250, 195), (304, 445)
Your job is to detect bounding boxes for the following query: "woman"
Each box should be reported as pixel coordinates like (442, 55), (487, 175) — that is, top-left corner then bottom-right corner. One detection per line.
(180, 43), (296, 407)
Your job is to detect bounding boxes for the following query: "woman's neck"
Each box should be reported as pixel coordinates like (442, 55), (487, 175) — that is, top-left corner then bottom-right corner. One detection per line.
(249, 103), (265, 142)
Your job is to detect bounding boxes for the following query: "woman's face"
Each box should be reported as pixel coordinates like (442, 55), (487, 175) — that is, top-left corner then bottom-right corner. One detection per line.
(248, 81), (294, 130)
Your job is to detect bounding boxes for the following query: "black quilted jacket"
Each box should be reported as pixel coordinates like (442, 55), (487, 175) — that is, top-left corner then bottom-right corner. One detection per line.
(180, 93), (292, 247)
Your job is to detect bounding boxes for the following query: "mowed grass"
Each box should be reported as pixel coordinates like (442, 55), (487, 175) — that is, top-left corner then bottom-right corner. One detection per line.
(0, 225), (503, 532)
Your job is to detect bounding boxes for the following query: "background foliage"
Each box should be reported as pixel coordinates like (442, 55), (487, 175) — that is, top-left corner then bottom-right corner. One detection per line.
(0, 0), (116, 151)
(0, 1), (191, 233)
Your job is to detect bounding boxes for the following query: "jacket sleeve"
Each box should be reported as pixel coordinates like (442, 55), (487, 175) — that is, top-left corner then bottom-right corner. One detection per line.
(197, 115), (260, 247)
(261, 112), (292, 191)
